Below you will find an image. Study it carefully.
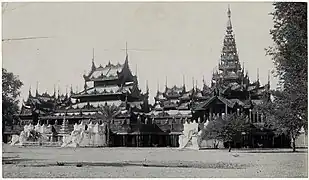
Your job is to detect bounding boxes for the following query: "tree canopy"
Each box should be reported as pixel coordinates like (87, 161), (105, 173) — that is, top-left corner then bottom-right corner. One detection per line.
(203, 113), (250, 151)
(2, 68), (23, 127)
(264, 2), (307, 151)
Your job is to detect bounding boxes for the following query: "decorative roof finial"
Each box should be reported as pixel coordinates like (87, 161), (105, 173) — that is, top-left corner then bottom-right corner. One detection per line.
(183, 74), (185, 87)
(91, 48), (96, 70)
(203, 76), (205, 85)
(36, 81), (39, 97)
(53, 84), (56, 97)
(192, 77), (195, 90)
(57, 85), (60, 99)
(84, 82), (87, 92)
(70, 84), (73, 95)
(92, 48), (95, 62)
(146, 80), (149, 94)
(29, 86), (32, 97)
(157, 80), (160, 92)
(165, 76), (168, 88)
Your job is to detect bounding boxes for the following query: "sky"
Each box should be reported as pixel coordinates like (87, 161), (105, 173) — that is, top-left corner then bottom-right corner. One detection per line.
(2, 2), (277, 104)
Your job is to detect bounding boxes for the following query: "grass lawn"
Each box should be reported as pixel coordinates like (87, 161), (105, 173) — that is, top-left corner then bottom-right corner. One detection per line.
(2, 144), (308, 178)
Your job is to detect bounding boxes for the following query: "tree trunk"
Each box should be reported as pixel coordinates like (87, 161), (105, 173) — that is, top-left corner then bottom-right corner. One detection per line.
(107, 120), (110, 147)
(228, 142), (232, 152)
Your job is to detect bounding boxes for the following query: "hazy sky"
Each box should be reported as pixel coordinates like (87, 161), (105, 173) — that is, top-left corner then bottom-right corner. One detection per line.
(2, 2), (277, 104)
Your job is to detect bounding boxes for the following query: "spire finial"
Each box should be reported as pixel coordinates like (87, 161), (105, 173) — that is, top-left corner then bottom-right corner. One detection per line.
(257, 68), (260, 82)
(165, 76), (168, 88)
(203, 76), (205, 85)
(183, 74), (185, 87)
(226, 5), (232, 30)
(227, 4), (231, 18)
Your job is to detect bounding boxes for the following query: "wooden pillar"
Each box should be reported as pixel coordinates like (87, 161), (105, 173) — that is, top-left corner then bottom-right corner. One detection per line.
(135, 135), (138, 147)
(249, 109), (252, 123)
(252, 112), (255, 123)
(122, 135), (125, 147)
(255, 111), (260, 123)
(148, 134), (151, 147)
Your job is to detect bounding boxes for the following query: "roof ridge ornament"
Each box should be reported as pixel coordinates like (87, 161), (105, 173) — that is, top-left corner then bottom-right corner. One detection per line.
(91, 48), (96, 70)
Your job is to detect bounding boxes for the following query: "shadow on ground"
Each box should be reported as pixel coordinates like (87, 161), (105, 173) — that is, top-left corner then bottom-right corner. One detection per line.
(19, 161), (248, 169)
(2, 156), (47, 165)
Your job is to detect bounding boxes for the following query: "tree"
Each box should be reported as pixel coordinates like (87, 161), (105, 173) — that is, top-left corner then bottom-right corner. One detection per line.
(98, 104), (121, 147)
(2, 68), (23, 137)
(204, 113), (250, 152)
(266, 3), (307, 152)
(256, 90), (305, 152)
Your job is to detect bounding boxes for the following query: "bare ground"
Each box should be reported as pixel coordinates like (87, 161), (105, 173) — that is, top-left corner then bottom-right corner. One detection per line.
(2, 144), (308, 178)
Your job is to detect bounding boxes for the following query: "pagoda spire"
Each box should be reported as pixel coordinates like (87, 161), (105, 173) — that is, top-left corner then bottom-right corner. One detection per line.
(183, 74), (186, 88)
(165, 76), (168, 89)
(215, 5), (242, 85)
